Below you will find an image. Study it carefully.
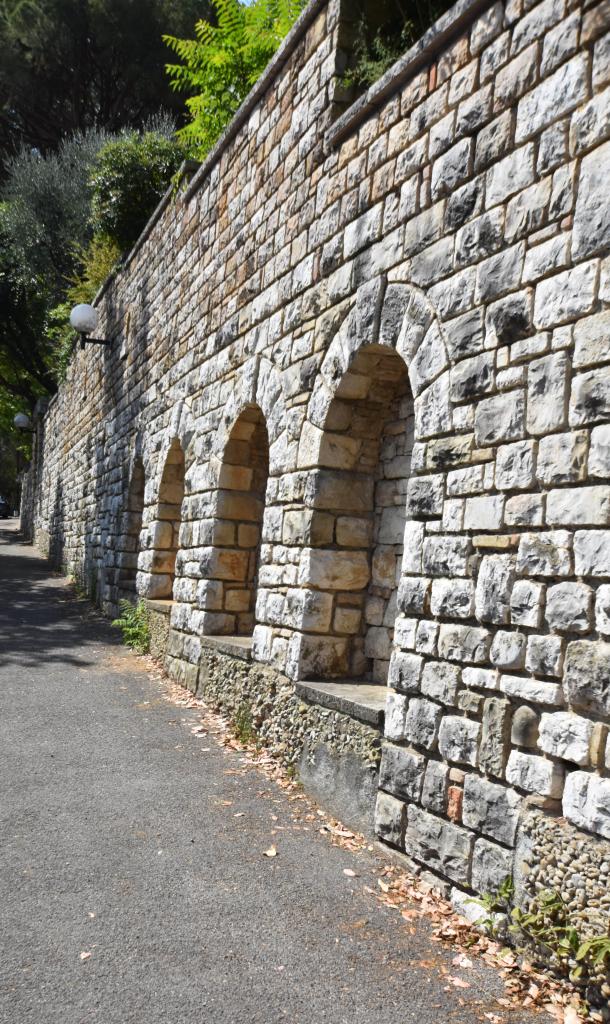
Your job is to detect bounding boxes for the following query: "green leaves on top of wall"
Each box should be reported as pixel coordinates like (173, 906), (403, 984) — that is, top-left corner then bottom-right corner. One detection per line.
(164, 0), (305, 157)
(90, 123), (189, 253)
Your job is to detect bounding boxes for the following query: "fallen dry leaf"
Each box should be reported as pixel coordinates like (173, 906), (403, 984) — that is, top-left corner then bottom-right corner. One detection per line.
(448, 975), (470, 989)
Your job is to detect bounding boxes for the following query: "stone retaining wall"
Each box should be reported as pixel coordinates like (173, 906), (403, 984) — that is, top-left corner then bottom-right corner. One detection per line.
(25, 0), (610, 914)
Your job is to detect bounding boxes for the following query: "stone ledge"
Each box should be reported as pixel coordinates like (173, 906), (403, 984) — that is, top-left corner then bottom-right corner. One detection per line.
(201, 635), (253, 662)
(295, 680), (388, 727)
(145, 599), (174, 617)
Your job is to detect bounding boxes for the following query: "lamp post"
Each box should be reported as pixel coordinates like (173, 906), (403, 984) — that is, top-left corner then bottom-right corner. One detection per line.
(69, 304), (110, 349)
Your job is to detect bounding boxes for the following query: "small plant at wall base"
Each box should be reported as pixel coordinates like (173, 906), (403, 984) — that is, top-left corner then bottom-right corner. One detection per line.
(470, 881), (610, 1010)
(232, 703), (257, 745)
(112, 600), (150, 655)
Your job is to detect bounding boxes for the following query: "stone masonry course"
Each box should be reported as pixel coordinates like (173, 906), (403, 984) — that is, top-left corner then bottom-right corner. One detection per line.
(24, 0), (610, 926)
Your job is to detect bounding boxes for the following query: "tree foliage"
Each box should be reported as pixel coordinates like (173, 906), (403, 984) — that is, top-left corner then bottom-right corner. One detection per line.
(343, 0), (454, 89)
(164, 0), (304, 156)
(0, 0), (214, 167)
(90, 120), (188, 252)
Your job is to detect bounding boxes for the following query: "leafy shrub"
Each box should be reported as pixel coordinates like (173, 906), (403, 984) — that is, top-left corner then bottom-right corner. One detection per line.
(164, 0), (304, 157)
(343, 1), (455, 89)
(1, 129), (110, 290)
(90, 118), (187, 252)
(46, 235), (122, 381)
(112, 599), (150, 654)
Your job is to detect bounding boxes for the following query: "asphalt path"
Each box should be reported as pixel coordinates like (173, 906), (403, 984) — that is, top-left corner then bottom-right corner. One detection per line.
(0, 520), (535, 1024)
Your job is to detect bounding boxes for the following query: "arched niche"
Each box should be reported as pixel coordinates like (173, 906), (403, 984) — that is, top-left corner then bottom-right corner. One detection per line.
(147, 439), (185, 600)
(118, 457), (145, 597)
(297, 344), (414, 682)
(200, 404), (269, 636)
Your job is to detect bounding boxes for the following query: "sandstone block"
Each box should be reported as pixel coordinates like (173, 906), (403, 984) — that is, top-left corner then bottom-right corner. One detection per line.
(403, 698), (442, 750)
(510, 579), (544, 628)
(421, 661), (461, 706)
(423, 536), (471, 576)
(479, 697), (511, 778)
(397, 576), (430, 615)
(285, 588), (334, 633)
(501, 673), (563, 705)
(379, 743), (426, 802)
(506, 751), (564, 798)
(570, 368), (610, 427)
(545, 582), (593, 634)
(486, 144), (535, 207)
(515, 53), (589, 141)
(563, 772), (610, 839)
(534, 262), (597, 331)
(539, 712), (594, 766)
(472, 838), (513, 893)
(573, 309), (610, 369)
(474, 391), (525, 445)
(430, 578), (474, 619)
(384, 692), (408, 742)
(375, 791), (406, 847)
(490, 630), (526, 669)
(406, 806), (474, 885)
(475, 555), (516, 624)
(573, 530), (610, 576)
(524, 634), (564, 679)
(462, 666), (498, 692)
(438, 716), (480, 767)
(495, 440), (535, 491)
(595, 585), (610, 636)
(589, 425), (610, 478)
(421, 759), (450, 814)
(388, 651), (423, 694)
(297, 549), (369, 590)
(438, 623), (491, 664)
(572, 139), (610, 260)
(564, 640), (610, 715)
(406, 475), (444, 517)
(536, 431), (588, 485)
(463, 774), (522, 845)
(526, 352), (569, 435)
(547, 486), (610, 527)
(517, 531), (572, 577)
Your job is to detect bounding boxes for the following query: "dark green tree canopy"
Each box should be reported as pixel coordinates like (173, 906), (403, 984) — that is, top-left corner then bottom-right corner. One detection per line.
(0, 0), (213, 166)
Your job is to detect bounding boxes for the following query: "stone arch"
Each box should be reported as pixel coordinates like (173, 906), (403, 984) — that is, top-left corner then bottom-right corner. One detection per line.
(216, 356), (290, 480)
(309, 278), (453, 440)
(199, 403), (270, 636)
(144, 438), (186, 600)
(286, 277), (455, 682)
(117, 455), (145, 597)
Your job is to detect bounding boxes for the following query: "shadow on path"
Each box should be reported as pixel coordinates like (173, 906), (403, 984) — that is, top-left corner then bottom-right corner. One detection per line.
(0, 524), (539, 1024)
(0, 522), (122, 670)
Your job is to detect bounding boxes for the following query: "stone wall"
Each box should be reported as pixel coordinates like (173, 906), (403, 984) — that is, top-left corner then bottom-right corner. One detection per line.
(26, 0), (610, 916)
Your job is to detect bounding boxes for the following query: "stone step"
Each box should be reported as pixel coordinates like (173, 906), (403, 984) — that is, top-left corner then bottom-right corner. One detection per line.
(295, 680), (389, 727)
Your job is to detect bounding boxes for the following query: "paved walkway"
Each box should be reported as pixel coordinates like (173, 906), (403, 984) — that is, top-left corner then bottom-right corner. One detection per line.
(0, 522), (533, 1024)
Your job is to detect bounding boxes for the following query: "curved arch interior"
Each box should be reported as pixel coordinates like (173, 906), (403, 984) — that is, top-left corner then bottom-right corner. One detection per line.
(312, 345), (414, 684)
(213, 404), (269, 635)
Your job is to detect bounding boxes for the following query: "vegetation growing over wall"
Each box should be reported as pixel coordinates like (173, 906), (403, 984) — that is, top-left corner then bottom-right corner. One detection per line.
(342, 0), (454, 89)
(164, 0), (305, 156)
